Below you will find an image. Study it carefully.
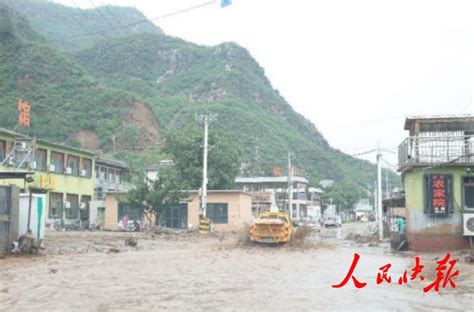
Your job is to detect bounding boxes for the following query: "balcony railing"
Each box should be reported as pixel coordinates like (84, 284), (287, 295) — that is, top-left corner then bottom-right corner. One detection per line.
(398, 135), (473, 170)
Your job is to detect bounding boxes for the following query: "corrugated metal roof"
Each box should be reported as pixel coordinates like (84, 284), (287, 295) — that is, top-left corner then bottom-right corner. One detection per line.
(404, 114), (474, 130)
(235, 176), (309, 184)
(96, 157), (128, 168)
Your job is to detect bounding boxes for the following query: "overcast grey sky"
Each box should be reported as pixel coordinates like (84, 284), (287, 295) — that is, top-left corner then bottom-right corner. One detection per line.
(54, 0), (473, 165)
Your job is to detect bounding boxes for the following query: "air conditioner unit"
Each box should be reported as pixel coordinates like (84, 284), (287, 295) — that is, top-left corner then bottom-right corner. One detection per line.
(80, 202), (87, 210)
(31, 161), (37, 169)
(64, 201), (71, 209)
(49, 164), (56, 172)
(81, 169), (87, 177)
(66, 167), (72, 174)
(462, 213), (474, 236)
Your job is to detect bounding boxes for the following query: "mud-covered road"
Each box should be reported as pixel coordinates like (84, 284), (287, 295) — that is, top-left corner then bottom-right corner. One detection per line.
(0, 224), (473, 311)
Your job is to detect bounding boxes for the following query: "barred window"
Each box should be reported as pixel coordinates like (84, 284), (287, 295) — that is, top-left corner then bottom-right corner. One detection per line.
(207, 203), (228, 224)
(50, 192), (63, 218)
(65, 194), (79, 219)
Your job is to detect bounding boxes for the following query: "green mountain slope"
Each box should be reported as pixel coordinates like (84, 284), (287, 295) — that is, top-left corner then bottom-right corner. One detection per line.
(0, 4), (161, 149)
(0, 0), (400, 194)
(4, 0), (162, 50)
(71, 33), (382, 187)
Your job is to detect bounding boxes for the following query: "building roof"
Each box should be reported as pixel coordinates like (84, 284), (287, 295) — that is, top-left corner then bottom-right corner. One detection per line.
(404, 115), (474, 131)
(95, 157), (128, 169)
(0, 127), (95, 156)
(187, 190), (253, 196)
(235, 176), (309, 184)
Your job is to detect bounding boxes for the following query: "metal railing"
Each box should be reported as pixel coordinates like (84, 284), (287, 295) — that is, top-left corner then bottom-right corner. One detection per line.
(398, 135), (473, 169)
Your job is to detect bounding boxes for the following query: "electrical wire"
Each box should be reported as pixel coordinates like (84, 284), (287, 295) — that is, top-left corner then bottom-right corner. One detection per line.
(66, 0), (217, 40)
(88, 0), (121, 35)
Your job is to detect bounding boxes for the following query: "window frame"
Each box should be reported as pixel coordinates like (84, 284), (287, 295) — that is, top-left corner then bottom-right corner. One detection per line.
(66, 155), (80, 176)
(50, 151), (64, 173)
(462, 175), (474, 211)
(65, 193), (79, 219)
(82, 158), (92, 178)
(49, 192), (63, 218)
(207, 203), (229, 224)
(80, 195), (91, 220)
(34, 148), (47, 171)
(0, 139), (6, 162)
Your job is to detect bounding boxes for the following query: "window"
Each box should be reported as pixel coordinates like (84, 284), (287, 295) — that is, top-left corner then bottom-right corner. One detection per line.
(207, 203), (228, 224)
(50, 152), (64, 173)
(66, 155), (79, 176)
(109, 169), (116, 183)
(80, 195), (91, 220)
(100, 167), (107, 181)
(82, 158), (92, 178)
(423, 174), (453, 216)
(65, 194), (79, 219)
(34, 148), (47, 171)
(96, 187), (104, 200)
(0, 140), (6, 161)
(463, 177), (474, 210)
(50, 192), (63, 218)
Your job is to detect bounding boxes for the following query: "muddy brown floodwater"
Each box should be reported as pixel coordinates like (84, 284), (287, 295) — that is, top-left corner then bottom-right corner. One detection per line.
(0, 226), (473, 311)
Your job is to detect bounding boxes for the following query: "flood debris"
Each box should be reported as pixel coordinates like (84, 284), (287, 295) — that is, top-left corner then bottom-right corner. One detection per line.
(125, 238), (138, 247)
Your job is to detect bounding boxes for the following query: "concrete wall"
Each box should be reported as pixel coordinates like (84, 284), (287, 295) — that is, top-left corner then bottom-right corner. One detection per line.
(187, 192), (252, 231)
(403, 167), (473, 250)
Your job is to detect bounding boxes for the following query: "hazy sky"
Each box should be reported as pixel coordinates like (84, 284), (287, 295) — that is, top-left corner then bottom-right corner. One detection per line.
(54, 0), (473, 165)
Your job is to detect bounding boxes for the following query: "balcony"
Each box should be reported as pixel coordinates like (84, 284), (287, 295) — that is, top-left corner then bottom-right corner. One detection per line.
(398, 135), (473, 171)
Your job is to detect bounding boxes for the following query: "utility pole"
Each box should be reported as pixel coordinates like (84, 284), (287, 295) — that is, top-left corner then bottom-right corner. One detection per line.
(287, 151), (293, 218)
(376, 146), (383, 241)
(202, 116), (208, 218)
(195, 113), (216, 219)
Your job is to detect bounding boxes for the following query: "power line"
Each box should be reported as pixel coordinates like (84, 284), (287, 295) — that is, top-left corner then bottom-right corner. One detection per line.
(69, 0), (109, 39)
(66, 0), (217, 40)
(88, 0), (121, 35)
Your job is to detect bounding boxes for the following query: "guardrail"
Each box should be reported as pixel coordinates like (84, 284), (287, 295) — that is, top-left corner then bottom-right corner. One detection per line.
(398, 135), (473, 169)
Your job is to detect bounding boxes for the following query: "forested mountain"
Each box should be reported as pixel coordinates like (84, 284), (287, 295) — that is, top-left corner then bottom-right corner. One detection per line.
(0, 0), (399, 196)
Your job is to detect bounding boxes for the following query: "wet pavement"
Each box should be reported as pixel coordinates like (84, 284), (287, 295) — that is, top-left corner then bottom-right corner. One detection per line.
(0, 223), (472, 311)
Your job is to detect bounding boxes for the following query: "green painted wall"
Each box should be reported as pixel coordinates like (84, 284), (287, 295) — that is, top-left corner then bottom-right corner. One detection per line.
(0, 131), (95, 224)
(403, 166), (473, 234)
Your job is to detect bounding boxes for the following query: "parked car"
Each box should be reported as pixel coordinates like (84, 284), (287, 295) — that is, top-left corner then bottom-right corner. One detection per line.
(298, 217), (321, 232)
(324, 215), (342, 228)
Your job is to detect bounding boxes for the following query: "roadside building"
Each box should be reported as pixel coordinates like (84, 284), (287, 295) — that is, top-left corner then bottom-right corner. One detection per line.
(90, 158), (130, 229)
(100, 188), (252, 232)
(235, 176), (322, 220)
(397, 115), (474, 250)
(354, 198), (374, 221)
(0, 128), (95, 229)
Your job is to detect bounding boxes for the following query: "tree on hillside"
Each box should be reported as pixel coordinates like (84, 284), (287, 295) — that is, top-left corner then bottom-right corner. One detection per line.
(127, 166), (188, 225)
(164, 125), (242, 190)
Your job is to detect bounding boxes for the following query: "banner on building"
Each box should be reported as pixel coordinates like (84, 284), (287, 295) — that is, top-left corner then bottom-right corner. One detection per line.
(18, 99), (30, 127)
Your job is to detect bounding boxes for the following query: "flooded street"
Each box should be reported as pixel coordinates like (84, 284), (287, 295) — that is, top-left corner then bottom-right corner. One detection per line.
(0, 224), (473, 311)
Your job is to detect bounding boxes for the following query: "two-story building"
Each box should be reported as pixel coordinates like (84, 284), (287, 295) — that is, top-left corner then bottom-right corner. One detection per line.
(90, 157), (130, 229)
(0, 128), (95, 229)
(235, 176), (322, 220)
(397, 115), (474, 250)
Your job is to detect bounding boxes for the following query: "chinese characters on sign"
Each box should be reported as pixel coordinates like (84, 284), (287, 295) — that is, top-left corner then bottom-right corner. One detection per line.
(332, 252), (459, 293)
(18, 99), (30, 127)
(431, 174), (447, 214)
